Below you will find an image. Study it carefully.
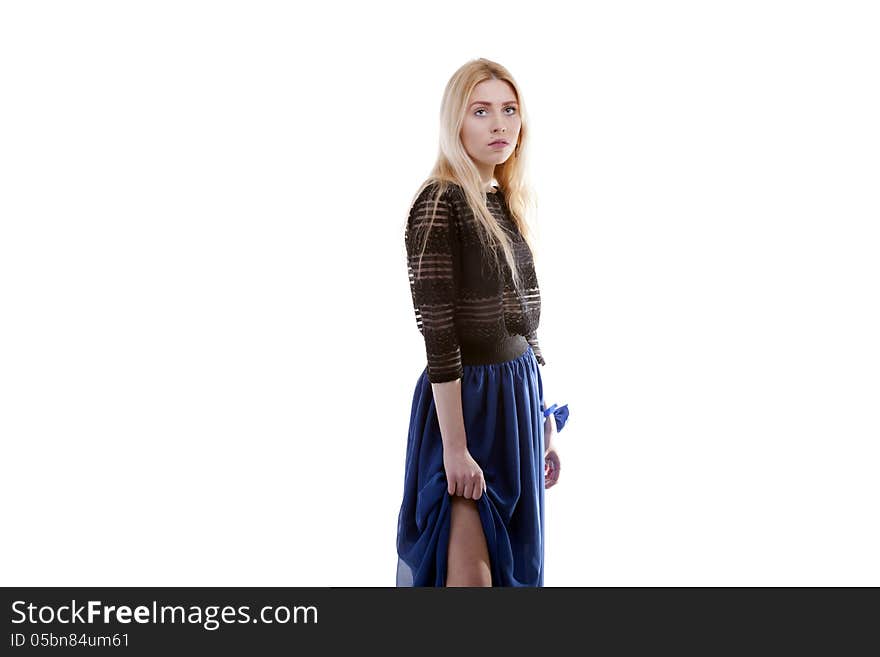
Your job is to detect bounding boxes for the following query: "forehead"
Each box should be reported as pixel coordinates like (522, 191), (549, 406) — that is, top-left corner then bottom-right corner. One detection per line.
(468, 78), (517, 103)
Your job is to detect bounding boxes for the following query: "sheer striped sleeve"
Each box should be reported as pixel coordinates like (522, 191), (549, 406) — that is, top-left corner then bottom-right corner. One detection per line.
(526, 329), (545, 366)
(405, 186), (463, 383)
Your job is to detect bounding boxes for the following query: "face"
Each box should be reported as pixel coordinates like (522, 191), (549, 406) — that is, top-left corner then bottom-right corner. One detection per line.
(460, 79), (521, 181)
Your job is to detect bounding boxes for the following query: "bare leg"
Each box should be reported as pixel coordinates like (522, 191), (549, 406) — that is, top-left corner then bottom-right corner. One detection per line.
(446, 495), (492, 587)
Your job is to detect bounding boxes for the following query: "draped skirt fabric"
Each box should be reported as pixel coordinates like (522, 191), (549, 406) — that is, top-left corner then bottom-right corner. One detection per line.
(395, 345), (546, 587)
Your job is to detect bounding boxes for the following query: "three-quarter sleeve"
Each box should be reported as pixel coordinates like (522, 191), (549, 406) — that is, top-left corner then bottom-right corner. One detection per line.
(526, 329), (545, 366)
(405, 186), (463, 383)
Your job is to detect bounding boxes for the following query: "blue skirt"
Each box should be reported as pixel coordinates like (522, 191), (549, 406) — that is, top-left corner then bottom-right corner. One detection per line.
(395, 345), (546, 587)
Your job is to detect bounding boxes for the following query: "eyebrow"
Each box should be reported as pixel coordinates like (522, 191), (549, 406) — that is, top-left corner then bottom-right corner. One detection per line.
(469, 100), (518, 107)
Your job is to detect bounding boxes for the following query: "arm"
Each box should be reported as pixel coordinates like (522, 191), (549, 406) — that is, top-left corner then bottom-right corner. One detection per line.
(405, 186), (466, 444)
(526, 328), (545, 366)
(432, 379), (467, 453)
(529, 330), (558, 449)
(544, 406), (558, 450)
(539, 364), (562, 490)
(406, 185), (485, 499)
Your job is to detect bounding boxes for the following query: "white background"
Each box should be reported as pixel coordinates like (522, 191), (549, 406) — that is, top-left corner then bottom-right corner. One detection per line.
(1, 1), (877, 586)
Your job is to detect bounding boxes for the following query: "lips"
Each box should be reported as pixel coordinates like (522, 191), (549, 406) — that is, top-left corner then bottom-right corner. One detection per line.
(488, 140), (509, 146)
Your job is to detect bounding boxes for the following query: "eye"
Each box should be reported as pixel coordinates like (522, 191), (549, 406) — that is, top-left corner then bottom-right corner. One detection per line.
(474, 106), (518, 116)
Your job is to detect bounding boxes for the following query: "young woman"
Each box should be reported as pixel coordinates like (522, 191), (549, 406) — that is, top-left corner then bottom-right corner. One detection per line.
(395, 59), (567, 587)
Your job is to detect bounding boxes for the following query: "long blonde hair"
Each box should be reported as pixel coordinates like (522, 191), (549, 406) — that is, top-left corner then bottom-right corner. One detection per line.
(407, 58), (539, 294)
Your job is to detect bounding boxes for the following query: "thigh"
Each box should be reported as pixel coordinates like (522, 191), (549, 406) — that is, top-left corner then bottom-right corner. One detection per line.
(447, 495), (491, 582)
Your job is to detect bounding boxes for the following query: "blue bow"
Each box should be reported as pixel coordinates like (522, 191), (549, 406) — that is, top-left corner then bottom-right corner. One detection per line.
(542, 403), (570, 433)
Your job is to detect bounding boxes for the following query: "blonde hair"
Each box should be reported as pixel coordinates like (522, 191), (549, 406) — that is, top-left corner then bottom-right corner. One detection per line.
(408, 57), (539, 294)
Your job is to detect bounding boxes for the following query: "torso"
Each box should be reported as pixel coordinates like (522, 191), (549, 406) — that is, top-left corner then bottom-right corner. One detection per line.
(443, 184), (541, 365)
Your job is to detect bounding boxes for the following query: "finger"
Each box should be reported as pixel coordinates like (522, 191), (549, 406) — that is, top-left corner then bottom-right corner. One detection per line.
(470, 474), (481, 500)
(470, 471), (482, 497)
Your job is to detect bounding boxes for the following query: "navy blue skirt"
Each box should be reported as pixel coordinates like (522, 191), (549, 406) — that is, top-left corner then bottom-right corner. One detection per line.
(395, 345), (546, 586)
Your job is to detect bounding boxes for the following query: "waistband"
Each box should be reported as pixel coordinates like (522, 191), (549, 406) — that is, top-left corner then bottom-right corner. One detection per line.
(459, 334), (530, 366)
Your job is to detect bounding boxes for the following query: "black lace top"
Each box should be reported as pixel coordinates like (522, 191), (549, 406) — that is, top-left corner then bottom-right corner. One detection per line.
(405, 181), (545, 383)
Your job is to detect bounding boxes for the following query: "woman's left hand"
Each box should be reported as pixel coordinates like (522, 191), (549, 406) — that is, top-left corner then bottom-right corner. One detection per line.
(544, 444), (560, 489)
(544, 414), (560, 489)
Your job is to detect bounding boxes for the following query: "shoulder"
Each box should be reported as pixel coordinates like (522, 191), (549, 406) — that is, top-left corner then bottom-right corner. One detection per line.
(407, 181), (462, 243)
(413, 180), (462, 206)
(409, 181), (463, 229)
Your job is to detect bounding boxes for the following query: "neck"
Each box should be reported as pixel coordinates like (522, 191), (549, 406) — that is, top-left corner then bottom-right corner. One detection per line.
(477, 163), (496, 191)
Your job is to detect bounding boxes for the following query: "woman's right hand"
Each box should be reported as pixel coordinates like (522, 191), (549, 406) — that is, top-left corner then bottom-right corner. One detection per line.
(443, 447), (486, 500)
